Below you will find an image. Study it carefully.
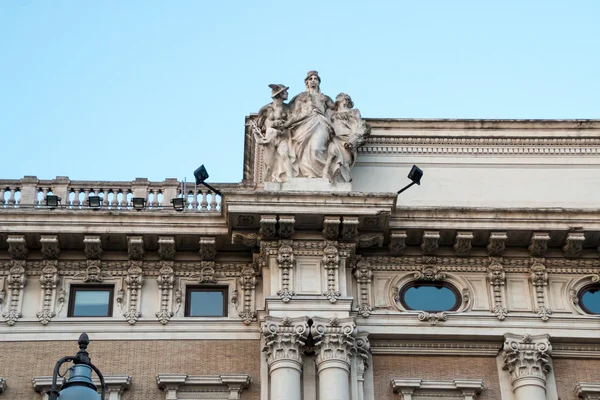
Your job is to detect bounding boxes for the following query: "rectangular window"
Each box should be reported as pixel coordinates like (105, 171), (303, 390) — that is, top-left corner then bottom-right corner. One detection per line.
(68, 285), (114, 317)
(185, 287), (228, 317)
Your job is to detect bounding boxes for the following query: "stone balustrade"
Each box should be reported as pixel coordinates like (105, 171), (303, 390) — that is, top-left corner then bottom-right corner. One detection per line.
(0, 176), (233, 212)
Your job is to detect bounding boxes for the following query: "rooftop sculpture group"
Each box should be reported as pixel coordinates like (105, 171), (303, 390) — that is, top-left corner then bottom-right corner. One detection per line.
(252, 71), (371, 184)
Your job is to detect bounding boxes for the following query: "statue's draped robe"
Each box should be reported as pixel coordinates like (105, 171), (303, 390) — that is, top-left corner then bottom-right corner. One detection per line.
(288, 92), (334, 178)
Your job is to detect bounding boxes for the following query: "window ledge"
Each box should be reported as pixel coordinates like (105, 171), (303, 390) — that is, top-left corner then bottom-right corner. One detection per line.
(157, 373), (251, 400)
(391, 378), (484, 399)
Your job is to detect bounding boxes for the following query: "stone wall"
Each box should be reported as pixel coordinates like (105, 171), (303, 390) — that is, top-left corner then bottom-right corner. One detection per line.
(553, 358), (600, 400)
(372, 354), (501, 400)
(0, 340), (261, 400)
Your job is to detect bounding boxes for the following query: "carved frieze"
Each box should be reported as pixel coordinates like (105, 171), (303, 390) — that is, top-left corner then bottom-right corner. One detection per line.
(199, 237), (216, 261)
(127, 236), (144, 260)
(529, 232), (550, 257)
(83, 235), (103, 259)
(74, 260), (112, 282)
(453, 232), (473, 256)
(421, 231), (440, 256)
(278, 215), (295, 239)
(340, 217), (359, 241)
(389, 230), (407, 255)
(322, 216), (341, 240)
(3, 262), (26, 325)
(563, 231), (585, 258)
(262, 317), (309, 368)
(487, 232), (507, 256)
(40, 235), (60, 260)
(502, 334), (552, 386)
(7, 235), (27, 260)
(158, 236), (176, 260)
(322, 244), (341, 303)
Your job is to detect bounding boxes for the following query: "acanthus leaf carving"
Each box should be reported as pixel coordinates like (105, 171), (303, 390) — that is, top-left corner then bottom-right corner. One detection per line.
(563, 230), (585, 258)
(358, 233), (384, 248)
(340, 217), (359, 242)
(259, 215), (278, 240)
(311, 317), (356, 368)
(487, 232), (507, 256)
(262, 317), (309, 367)
(502, 334), (552, 385)
(232, 231), (258, 248)
(453, 232), (473, 256)
(529, 232), (550, 257)
(278, 215), (295, 239)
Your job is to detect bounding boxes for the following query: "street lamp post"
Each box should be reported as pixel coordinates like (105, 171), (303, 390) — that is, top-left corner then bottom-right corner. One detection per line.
(48, 333), (106, 400)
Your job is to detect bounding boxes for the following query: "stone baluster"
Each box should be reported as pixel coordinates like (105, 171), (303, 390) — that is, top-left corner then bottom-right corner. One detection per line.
(0, 187), (5, 206)
(209, 191), (218, 211)
(83, 188), (92, 207)
(200, 189), (209, 211)
(312, 317), (356, 400)
(502, 333), (552, 400)
(189, 189), (198, 210)
(7, 187), (16, 206)
(121, 189), (130, 208)
(262, 316), (309, 400)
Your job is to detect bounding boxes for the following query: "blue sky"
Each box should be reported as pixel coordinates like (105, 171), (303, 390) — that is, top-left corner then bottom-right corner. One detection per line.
(1, 1), (599, 183)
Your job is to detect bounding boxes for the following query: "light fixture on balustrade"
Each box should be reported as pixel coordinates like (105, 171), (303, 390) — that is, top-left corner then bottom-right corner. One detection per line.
(171, 197), (185, 211)
(397, 165), (423, 195)
(45, 195), (61, 209)
(131, 197), (146, 211)
(87, 196), (102, 209)
(193, 165), (222, 196)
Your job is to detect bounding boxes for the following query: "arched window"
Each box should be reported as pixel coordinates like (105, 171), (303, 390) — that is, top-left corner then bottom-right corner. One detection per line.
(578, 284), (600, 314)
(399, 281), (461, 312)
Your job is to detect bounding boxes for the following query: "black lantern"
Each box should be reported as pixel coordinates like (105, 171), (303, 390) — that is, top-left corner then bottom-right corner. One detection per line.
(171, 197), (185, 211)
(397, 165), (424, 195)
(193, 165), (221, 195)
(131, 197), (146, 211)
(45, 195), (61, 208)
(87, 196), (102, 209)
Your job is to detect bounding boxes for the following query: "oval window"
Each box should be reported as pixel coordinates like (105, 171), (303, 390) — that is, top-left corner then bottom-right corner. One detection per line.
(579, 285), (600, 314)
(400, 282), (461, 312)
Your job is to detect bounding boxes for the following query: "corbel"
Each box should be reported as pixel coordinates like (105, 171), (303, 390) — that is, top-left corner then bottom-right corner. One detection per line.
(487, 232), (507, 256)
(563, 230), (585, 258)
(453, 232), (473, 256)
(340, 217), (359, 241)
(7, 235), (27, 260)
(389, 230), (407, 255)
(231, 231), (258, 247)
(278, 215), (295, 239)
(421, 231), (440, 256)
(158, 236), (176, 260)
(83, 235), (103, 259)
(127, 236), (145, 260)
(40, 235), (60, 260)
(358, 233), (384, 248)
(199, 237), (216, 261)
(528, 232), (550, 257)
(322, 216), (341, 240)
(259, 215), (278, 239)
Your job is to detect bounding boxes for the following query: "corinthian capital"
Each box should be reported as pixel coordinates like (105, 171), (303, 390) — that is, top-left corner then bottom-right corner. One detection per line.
(502, 334), (552, 387)
(311, 317), (356, 371)
(262, 317), (309, 370)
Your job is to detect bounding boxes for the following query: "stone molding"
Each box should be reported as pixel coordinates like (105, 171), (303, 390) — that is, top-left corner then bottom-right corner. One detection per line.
(33, 374), (131, 400)
(575, 382), (600, 400)
(311, 316), (356, 371)
(262, 316), (309, 371)
(390, 378), (484, 400)
(370, 340), (499, 356)
(502, 333), (552, 388)
(156, 374), (250, 400)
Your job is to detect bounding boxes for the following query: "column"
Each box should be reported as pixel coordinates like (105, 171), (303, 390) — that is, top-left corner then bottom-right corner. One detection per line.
(502, 333), (552, 400)
(262, 316), (309, 400)
(312, 317), (356, 400)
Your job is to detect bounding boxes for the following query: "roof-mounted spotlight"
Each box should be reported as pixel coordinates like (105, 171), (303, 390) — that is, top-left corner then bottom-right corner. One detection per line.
(131, 197), (146, 211)
(45, 195), (61, 209)
(88, 196), (102, 209)
(194, 165), (222, 196)
(397, 165), (423, 195)
(171, 197), (185, 211)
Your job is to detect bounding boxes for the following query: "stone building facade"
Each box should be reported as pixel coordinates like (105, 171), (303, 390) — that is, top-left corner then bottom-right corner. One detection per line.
(1, 88), (600, 399)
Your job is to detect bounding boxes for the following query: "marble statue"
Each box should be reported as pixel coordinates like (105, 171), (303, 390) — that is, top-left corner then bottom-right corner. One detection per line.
(256, 71), (370, 184)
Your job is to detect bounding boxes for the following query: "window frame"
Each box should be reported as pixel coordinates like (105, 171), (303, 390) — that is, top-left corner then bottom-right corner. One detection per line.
(67, 284), (115, 317)
(184, 286), (228, 317)
(577, 284), (600, 315)
(399, 280), (461, 312)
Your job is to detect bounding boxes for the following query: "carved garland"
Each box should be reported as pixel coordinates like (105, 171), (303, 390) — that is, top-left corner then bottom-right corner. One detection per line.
(276, 242), (295, 303)
(3, 262), (26, 326)
(37, 262), (59, 325)
(322, 244), (341, 303)
(487, 258), (508, 320)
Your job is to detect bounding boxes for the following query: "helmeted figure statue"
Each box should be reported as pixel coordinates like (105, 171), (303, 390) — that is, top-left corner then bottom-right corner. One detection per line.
(255, 71), (370, 184)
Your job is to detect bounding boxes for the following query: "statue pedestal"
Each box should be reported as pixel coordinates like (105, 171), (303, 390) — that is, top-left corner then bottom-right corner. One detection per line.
(264, 178), (352, 192)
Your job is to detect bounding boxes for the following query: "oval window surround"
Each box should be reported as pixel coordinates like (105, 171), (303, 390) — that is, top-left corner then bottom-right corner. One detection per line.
(399, 281), (461, 312)
(578, 284), (600, 315)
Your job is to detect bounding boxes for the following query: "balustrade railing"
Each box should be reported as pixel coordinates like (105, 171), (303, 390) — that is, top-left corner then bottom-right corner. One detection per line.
(0, 176), (236, 213)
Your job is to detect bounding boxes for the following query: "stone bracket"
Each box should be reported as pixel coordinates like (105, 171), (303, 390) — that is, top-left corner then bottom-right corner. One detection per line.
(421, 231), (440, 256)
(529, 232), (550, 257)
(83, 235), (103, 259)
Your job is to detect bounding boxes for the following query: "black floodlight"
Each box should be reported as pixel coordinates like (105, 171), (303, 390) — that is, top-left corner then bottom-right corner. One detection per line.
(88, 196), (102, 209)
(45, 195), (61, 208)
(397, 165), (423, 195)
(131, 197), (146, 211)
(171, 197), (185, 211)
(193, 165), (222, 195)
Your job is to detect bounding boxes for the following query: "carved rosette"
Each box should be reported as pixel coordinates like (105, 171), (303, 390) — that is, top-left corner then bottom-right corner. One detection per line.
(123, 264), (143, 325)
(530, 259), (552, 321)
(155, 263), (174, 325)
(487, 258), (508, 320)
(238, 266), (257, 325)
(276, 242), (295, 303)
(354, 259), (373, 317)
(502, 334), (552, 387)
(3, 262), (26, 325)
(36, 262), (58, 325)
(262, 317), (309, 370)
(322, 244), (341, 303)
(311, 317), (356, 371)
